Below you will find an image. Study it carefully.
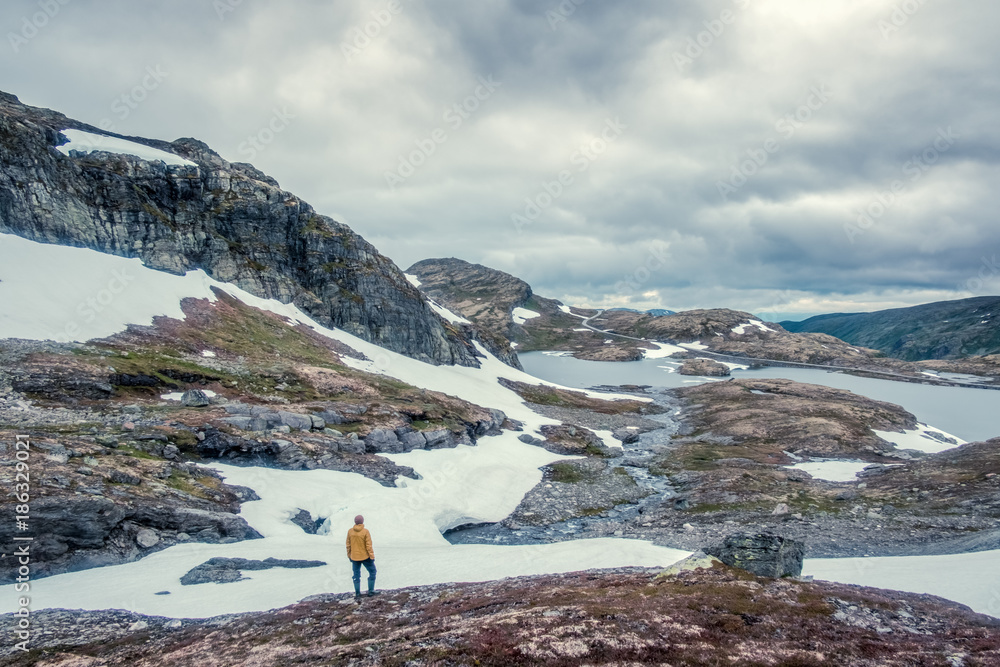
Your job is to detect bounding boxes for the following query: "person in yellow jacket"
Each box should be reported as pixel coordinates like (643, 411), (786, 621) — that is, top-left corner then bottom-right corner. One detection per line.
(346, 514), (377, 598)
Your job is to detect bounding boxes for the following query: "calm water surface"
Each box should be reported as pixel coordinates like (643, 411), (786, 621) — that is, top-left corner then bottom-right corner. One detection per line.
(520, 352), (1000, 443)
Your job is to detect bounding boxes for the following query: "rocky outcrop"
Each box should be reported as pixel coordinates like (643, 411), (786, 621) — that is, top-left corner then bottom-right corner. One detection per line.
(705, 532), (805, 578)
(180, 557), (326, 585)
(678, 358), (730, 376)
(407, 257), (531, 367)
(0, 91), (476, 367)
(504, 458), (650, 526)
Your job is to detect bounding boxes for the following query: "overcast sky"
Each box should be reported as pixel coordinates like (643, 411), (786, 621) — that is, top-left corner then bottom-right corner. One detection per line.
(3, 0), (998, 320)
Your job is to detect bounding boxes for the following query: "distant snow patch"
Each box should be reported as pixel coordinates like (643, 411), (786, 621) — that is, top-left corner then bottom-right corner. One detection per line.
(731, 319), (775, 335)
(680, 341), (709, 351)
(161, 390), (217, 401)
(404, 273), (422, 288)
(642, 342), (686, 359)
(429, 300), (471, 325)
(873, 424), (966, 454)
(786, 460), (869, 483)
(58, 129), (196, 167)
(201, 350), (216, 358)
(512, 307), (541, 324)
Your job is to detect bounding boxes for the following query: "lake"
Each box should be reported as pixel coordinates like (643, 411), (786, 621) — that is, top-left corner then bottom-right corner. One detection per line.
(521, 352), (1000, 443)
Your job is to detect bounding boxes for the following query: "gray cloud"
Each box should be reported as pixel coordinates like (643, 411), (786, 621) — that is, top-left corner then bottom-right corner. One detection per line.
(2, 0), (998, 319)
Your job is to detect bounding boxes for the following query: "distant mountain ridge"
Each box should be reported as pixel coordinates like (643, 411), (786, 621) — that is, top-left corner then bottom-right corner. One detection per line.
(781, 297), (1000, 361)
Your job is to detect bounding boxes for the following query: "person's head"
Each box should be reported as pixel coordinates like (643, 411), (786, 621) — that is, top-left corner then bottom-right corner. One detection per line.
(354, 514), (364, 525)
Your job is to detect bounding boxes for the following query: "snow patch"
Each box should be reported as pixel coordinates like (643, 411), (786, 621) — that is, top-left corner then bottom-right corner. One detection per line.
(512, 307), (541, 324)
(679, 341), (709, 351)
(873, 424), (966, 454)
(786, 460), (869, 483)
(731, 319), (776, 335)
(404, 273), (422, 288)
(806, 550), (1000, 618)
(200, 350), (216, 358)
(428, 299), (471, 325)
(161, 390), (217, 401)
(642, 342), (686, 359)
(57, 129), (196, 167)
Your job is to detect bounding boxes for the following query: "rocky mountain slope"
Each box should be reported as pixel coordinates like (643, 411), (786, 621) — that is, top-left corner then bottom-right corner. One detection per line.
(406, 257), (532, 367)
(0, 91), (476, 367)
(782, 296), (1000, 361)
(4, 566), (997, 666)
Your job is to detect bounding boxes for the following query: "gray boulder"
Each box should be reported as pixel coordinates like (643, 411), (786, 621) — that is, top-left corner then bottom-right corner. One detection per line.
(180, 557), (326, 586)
(395, 428), (427, 450)
(317, 410), (349, 425)
(425, 429), (457, 449)
(278, 411), (313, 431)
(289, 509), (326, 535)
(612, 428), (641, 444)
(180, 390), (211, 407)
(337, 434), (366, 455)
(365, 428), (404, 453)
(705, 532), (805, 578)
(135, 529), (160, 549)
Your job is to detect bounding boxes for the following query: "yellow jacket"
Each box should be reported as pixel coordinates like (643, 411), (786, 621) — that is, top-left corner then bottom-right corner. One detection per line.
(346, 524), (374, 561)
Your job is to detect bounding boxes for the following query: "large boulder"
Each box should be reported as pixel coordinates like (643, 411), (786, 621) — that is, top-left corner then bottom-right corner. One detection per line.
(705, 533), (804, 578)
(679, 358), (731, 377)
(365, 428), (404, 453)
(180, 557), (326, 586)
(278, 411), (313, 431)
(180, 390), (211, 407)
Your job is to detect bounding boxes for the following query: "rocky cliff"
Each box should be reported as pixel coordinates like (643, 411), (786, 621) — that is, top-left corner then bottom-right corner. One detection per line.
(407, 257), (534, 367)
(406, 257), (607, 365)
(0, 91), (477, 367)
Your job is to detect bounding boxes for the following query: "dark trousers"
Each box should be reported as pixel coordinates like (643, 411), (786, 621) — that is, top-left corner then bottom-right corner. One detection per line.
(351, 558), (376, 594)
